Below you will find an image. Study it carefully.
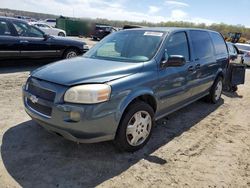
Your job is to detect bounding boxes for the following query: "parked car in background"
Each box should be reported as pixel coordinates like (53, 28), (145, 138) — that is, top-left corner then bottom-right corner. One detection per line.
(226, 42), (243, 64)
(235, 43), (250, 66)
(0, 16), (88, 60)
(30, 22), (66, 36)
(123, 25), (143, 29)
(91, 25), (117, 40)
(43, 19), (56, 28)
(14, 15), (37, 22)
(23, 27), (228, 152)
(225, 42), (245, 92)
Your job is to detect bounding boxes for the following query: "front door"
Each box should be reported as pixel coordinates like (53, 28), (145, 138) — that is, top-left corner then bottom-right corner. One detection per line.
(157, 31), (192, 116)
(11, 21), (58, 59)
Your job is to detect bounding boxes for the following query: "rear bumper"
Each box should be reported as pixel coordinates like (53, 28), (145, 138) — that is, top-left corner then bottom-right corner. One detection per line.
(23, 86), (118, 143)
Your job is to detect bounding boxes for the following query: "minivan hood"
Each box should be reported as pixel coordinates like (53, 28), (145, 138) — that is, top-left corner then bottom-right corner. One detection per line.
(31, 57), (143, 86)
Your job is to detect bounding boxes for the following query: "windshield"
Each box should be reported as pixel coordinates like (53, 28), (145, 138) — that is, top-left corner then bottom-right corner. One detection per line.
(84, 30), (165, 62)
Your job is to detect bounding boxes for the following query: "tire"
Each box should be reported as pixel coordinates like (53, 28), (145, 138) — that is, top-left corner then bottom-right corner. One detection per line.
(231, 85), (238, 92)
(63, 48), (78, 59)
(114, 101), (154, 152)
(206, 76), (223, 104)
(58, 32), (65, 37)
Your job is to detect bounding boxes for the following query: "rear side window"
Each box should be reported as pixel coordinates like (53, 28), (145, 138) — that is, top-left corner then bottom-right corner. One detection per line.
(210, 32), (227, 55)
(166, 32), (190, 61)
(227, 43), (237, 55)
(190, 31), (214, 59)
(0, 21), (12, 36)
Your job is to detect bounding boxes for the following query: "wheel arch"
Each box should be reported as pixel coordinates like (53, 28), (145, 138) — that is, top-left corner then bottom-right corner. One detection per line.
(62, 46), (81, 57)
(114, 89), (158, 141)
(215, 68), (225, 82)
(58, 31), (66, 36)
(116, 89), (158, 127)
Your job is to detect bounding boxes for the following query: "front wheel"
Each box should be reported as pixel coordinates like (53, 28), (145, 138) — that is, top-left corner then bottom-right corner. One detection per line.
(114, 101), (154, 152)
(58, 32), (65, 37)
(207, 77), (223, 104)
(63, 49), (78, 59)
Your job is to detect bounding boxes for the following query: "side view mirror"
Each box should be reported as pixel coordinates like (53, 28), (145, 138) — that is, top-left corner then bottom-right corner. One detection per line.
(161, 55), (186, 68)
(43, 34), (50, 40)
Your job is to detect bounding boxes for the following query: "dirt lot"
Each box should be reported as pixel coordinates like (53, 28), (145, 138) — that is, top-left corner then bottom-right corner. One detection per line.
(0, 52), (249, 187)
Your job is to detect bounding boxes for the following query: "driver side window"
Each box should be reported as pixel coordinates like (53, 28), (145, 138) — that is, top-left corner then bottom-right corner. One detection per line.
(165, 32), (190, 61)
(13, 22), (44, 38)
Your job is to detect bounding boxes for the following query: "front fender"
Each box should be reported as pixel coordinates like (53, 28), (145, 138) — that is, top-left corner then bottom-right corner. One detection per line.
(216, 67), (225, 80)
(114, 87), (157, 123)
(107, 59), (159, 128)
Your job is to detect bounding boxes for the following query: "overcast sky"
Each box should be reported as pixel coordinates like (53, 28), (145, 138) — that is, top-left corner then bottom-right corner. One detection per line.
(1, 0), (250, 27)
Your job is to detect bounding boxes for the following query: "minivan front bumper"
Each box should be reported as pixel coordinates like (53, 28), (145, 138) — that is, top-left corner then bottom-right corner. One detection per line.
(22, 79), (118, 143)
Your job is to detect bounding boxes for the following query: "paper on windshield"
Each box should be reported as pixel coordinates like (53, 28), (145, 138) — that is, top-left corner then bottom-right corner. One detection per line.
(144, 32), (163, 37)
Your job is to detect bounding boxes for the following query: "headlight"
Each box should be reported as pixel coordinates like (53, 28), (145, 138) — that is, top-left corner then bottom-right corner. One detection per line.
(64, 84), (111, 104)
(83, 44), (89, 50)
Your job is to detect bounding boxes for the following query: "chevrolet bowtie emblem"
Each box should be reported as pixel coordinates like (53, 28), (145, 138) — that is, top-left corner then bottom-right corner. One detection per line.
(30, 95), (38, 104)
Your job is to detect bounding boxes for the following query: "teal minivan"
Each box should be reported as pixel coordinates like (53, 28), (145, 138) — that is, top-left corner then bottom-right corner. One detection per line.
(23, 28), (229, 152)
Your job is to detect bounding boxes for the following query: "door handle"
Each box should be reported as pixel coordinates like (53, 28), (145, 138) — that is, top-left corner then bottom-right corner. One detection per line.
(188, 66), (195, 72)
(195, 64), (201, 69)
(20, 40), (29, 43)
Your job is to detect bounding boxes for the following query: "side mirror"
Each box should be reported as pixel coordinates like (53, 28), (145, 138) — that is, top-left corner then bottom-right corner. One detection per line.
(43, 34), (50, 40)
(161, 55), (186, 68)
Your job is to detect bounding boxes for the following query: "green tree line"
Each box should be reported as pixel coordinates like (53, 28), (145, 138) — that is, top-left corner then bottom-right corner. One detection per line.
(1, 8), (250, 41)
(95, 18), (250, 41)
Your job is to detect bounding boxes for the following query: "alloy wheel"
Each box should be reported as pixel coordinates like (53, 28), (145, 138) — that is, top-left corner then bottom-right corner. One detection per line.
(215, 80), (223, 100)
(126, 111), (152, 146)
(66, 51), (77, 59)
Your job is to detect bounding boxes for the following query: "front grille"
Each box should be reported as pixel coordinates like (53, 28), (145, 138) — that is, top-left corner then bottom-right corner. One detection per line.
(28, 83), (56, 102)
(27, 98), (52, 117)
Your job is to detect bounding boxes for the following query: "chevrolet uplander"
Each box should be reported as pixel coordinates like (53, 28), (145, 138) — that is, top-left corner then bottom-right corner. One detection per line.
(23, 28), (228, 152)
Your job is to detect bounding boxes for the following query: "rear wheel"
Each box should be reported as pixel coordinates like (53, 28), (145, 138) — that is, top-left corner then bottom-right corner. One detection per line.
(206, 76), (223, 104)
(58, 32), (65, 37)
(63, 48), (78, 59)
(114, 101), (154, 152)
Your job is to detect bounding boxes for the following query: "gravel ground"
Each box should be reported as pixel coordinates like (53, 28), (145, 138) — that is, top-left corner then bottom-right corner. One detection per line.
(0, 49), (249, 187)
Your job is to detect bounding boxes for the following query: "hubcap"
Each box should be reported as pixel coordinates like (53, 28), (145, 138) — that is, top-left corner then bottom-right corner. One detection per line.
(126, 111), (152, 146)
(215, 80), (222, 100)
(66, 51), (77, 59)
